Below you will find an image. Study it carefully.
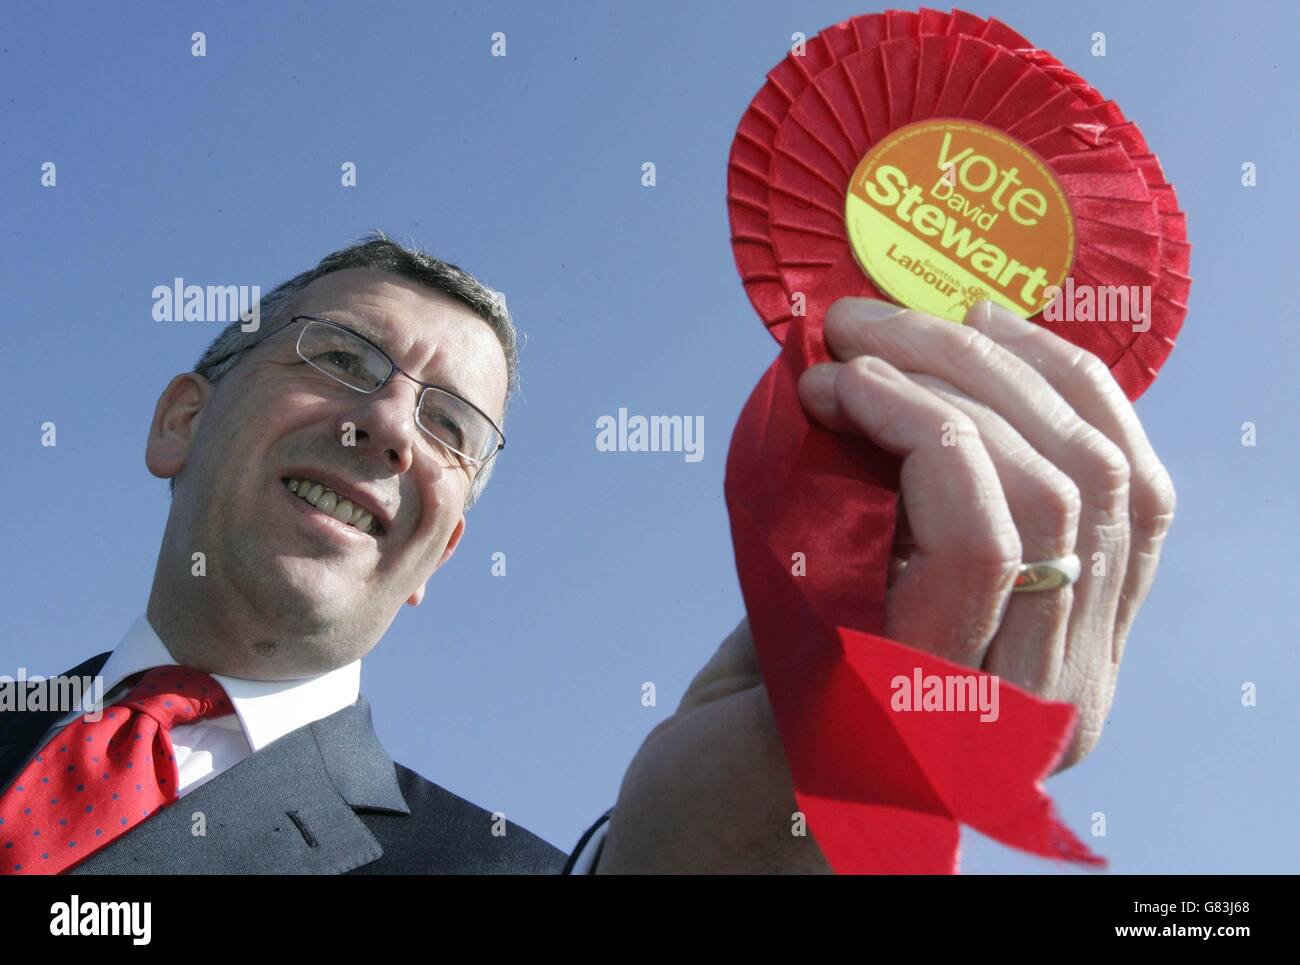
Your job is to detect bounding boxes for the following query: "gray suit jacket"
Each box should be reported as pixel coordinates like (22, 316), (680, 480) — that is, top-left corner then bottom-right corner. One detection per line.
(0, 652), (611, 874)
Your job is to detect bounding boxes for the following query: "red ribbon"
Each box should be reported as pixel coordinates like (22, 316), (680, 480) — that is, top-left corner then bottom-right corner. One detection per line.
(724, 9), (1190, 873)
(725, 308), (1102, 873)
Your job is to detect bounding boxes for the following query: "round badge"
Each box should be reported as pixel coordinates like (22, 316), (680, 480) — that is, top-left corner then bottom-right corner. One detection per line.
(844, 119), (1076, 322)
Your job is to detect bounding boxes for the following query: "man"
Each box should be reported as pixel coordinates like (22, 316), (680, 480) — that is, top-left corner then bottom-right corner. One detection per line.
(0, 233), (1174, 874)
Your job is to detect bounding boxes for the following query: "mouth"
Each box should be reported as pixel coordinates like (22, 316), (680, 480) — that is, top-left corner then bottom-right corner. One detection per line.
(281, 477), (386, 538)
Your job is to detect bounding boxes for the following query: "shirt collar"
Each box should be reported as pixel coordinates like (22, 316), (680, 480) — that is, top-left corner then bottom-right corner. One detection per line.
(98, 613), (362, 752)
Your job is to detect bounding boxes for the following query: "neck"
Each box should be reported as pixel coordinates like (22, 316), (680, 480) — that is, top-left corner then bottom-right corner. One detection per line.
(145, 537), (325, 682)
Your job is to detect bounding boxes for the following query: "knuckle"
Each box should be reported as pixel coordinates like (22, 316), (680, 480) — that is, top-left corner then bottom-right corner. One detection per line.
(941, 325), (996, 369)
(1071, 724), (1103, 763)
(1067, 346), (1120, 397)
(1008, 443), (1081, 516)
(1047, 468), (1084, 529)
(1069, 424), (1131, 507)
(1027, 464), (1083, 550)
(957, 526), (1023, 586)
(1131, 459), (1177, 538)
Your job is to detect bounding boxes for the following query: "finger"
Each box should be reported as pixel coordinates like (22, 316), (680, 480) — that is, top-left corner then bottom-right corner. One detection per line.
(797, 362), (853, 433)
(965, 300), (1176, 664)
(904, 372), (1078, 693)
(823, 301), (1132, 536)
(829, 355), (1021, 668)
(799, 363), (912, 587)
(798, 365), (938, 555)
(824, 298), (1130, 728)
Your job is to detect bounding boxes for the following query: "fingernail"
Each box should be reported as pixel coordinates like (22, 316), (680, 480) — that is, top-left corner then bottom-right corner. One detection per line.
(848, 298), (907, 322)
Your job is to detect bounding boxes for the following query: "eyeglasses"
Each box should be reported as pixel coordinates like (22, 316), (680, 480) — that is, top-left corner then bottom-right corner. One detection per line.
(202, 315), (505, 469)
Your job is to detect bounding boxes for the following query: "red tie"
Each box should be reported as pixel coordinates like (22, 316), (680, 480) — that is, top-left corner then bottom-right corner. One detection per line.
(0, 665), (234, 875)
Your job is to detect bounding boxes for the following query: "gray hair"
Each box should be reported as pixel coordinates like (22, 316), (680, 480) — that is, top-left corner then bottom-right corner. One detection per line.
(173, 230), (519, 511)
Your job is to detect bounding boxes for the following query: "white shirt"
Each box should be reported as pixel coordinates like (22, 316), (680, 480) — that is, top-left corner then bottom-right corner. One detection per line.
(567, 813), (610, 874)
(26, 613), (608, 872)
(31, 614), (361, 799)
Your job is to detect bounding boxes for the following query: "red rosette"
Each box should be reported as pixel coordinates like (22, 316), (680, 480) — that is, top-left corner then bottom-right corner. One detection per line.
(728, 7), (1190, 398)
(723, 9), (1192, 874)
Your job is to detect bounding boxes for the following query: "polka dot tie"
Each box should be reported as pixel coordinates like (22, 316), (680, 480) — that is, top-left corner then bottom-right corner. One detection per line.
(0, 665), (233, 875)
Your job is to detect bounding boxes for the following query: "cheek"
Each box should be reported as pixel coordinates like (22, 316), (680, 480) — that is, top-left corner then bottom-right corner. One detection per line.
(214, 381), (323, 453)
(191, 390), (308, 502)
(408, 478), (467, 560)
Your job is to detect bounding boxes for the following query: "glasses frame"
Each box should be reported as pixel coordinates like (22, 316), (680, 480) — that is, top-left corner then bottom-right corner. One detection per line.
(201, 314), (506, 469)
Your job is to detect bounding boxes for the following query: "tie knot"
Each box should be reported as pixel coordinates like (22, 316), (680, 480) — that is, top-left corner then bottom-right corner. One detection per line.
(120, 666), (233, 732)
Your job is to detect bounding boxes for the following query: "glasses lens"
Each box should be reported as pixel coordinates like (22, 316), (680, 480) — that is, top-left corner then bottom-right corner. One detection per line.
(297, 321), (391, 391)
(418, 387), (500, 464)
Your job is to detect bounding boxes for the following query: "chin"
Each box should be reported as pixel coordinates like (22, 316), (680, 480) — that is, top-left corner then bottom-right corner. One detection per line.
(240, 557), (362, 623)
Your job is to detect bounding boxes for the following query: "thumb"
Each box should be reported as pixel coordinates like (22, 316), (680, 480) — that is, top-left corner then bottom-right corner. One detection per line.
(675, 618), (762, 714)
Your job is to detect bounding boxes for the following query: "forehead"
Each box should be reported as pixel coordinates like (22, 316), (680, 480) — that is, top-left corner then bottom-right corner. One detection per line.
(289, 268), (508, 420)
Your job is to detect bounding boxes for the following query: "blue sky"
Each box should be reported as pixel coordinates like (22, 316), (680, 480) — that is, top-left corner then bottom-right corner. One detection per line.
(1, 0), (1296, 872)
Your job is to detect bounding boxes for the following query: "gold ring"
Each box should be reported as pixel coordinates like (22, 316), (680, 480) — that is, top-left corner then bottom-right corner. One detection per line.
(1012, 554), (1081, 593)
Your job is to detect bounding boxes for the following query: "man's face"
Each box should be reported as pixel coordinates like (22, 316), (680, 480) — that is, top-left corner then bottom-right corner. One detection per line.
(147, 268), (508, 677)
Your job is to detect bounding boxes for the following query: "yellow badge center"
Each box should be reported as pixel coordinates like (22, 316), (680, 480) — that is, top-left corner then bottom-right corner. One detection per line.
(844, 119), (1075, 322)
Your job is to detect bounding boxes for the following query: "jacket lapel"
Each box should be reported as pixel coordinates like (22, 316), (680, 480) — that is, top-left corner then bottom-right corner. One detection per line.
(71, 695), (409, 874)
(1, 652), (411, 874)
(0, 652), (111, 796)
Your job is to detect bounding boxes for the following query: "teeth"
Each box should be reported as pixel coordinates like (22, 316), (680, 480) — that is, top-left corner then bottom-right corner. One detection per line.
(284, 478), (379, 535)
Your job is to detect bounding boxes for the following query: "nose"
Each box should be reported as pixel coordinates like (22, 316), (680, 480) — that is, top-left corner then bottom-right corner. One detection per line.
(338, 376), (422, 475)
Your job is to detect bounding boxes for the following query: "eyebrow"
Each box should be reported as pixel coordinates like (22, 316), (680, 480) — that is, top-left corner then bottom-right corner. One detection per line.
(316, 313), (477, 402)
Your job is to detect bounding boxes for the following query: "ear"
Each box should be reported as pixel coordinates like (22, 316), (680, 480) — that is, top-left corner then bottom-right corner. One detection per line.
(146, 373), (214, 481)
(405, 513), (467, 606)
